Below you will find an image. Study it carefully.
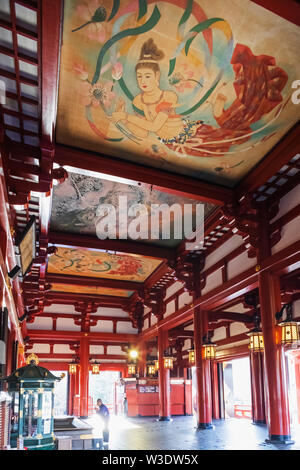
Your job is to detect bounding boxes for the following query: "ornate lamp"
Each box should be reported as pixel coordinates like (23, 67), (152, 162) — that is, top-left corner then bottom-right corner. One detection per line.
(0, 356), (61, 450)
(188, 349), (195, 365)
(68, 361), (78, 375)
(163, 349), (174, 369)
(248, 311), (264, 353)
(127, 364), (136, 375)
(276, 303), (299, 346)
(147, 363), (156, 376)
(91, 362), (100, 375)
(154, 360), (159, 370)
(202, 342), (217, 360)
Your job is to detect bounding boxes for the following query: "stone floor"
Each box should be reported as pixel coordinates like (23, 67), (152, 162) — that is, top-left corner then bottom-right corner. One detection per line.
(72, 415), (300, 451)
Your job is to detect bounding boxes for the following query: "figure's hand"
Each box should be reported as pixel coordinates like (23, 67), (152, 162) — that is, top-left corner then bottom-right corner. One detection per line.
(111, 111), (127, 123)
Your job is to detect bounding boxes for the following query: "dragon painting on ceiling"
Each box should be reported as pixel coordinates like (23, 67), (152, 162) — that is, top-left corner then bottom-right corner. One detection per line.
(56, 0), (300, 187)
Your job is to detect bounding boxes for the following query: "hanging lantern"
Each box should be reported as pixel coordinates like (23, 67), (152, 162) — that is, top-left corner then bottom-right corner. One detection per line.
(91, 363), (100, 375)
(154, 360), (159, 370)
(68, 363), (78, 374)
(188, 349), (195, 365)
(163, 356), (174, 369)
(127, 364), (136, 375)
(248, 330), (264, 353)
(276, 303), (299, 346)
(147, 364), (156, 376)
(279, 321), (299, 345)
(202, 343), (217, 360)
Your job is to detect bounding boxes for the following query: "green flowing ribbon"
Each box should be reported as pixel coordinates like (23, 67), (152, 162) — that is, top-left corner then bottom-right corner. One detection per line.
(92, 6), (161, 85)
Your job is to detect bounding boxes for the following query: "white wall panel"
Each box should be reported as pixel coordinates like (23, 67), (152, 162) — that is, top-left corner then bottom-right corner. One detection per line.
(270, 185), (299, 222)
(90, 320), (113, 333)
(227, 251), (257, 279)
(201, 269), (223, 295)
(204, 235), (242, 271)
(272, 216), (300, 254)
(116, 322), (138, 334)
(56, 318), (81, 331)
(26, 316), (53, 330)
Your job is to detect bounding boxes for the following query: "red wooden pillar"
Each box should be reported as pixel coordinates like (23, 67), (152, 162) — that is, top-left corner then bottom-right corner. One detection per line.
(73, 365), (81, 416)
(158, 328), (171, 421)
(138, 341), (147, 377)
(250, 351), (266, 424)
(259, 271), (291, 442)
(194, 308), (213, 429)
(68, 372), (76, 415)
(211, 361), (220, 420)
(79, 336), (90, 418)
(293, 352), (300, 425)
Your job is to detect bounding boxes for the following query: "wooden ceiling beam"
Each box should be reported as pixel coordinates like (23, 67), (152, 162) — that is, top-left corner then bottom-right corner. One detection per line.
(54, 144), (234, 206)
(49, 231), (174, 261)
(46, 273), (143, 292)
(236, 123), (300, 199)
(250, 0), (300, 26)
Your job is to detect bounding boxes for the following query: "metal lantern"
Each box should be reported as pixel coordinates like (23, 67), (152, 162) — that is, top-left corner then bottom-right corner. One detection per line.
(279, 321), (299, 345)
(188, 349), (195, 365)
(127, 364), (136, 375)
(202, 343), (217, 360)
(248, 330), (264, 353)
(147, 364), (156, 376)
(91, 363), (100, 375)
(1, 359), (61, 450)
(276, 303), (299, 346)
(68, 363), (78, 374)
(154, 360), (159, 370)
(163, 356), (174, 369)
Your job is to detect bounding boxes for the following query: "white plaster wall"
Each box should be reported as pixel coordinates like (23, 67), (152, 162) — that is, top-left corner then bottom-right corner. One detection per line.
(56, 317), (81, 331)
(43, 304), (74, 314)
(229, 322), (249, 336)
(272, 216), (300, 254)
(165, 281), (182, 299)
(151, 314), (158, 326)
(270, 184), (300, 222)
(94, 307), (129, 317)
(201, 269), (223, 295)
(107, 345), (124, 355)
(90, 320), (113, 333)
(26, 316), (52, 330)
(53, 344), (73, 354)
(27, 343), (50, 353)
(212, 326), (226, 342)
(165, 299), (176, 317)
(178, 291), (193, 309)
(204, 235), (242, 271)
(116, 322), (138, 334)
(90, 345), (104, 354)
(227, 251), (257, 279)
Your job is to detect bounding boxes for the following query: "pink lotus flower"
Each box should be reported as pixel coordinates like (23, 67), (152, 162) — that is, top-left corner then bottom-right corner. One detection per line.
(112, 62), (123, 81)
(78, 80), (115, 108)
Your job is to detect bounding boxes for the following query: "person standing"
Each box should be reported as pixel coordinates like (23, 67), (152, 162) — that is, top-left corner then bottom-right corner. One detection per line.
(96, 398), (110, 443)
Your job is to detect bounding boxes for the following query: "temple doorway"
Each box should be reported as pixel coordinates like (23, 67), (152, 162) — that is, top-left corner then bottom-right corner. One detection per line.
(222, 357), (252, 419)
(89, 370), (120, 414)
(50, 370), (68, 416)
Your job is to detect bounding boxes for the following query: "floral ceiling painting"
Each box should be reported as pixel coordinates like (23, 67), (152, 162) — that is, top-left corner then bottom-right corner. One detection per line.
(56, 0), (300, 187)
(50, 171), (215, 247)
(47, 247), (163, 282)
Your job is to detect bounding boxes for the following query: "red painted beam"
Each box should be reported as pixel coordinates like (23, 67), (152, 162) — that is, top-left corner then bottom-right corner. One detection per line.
(54, 144), (233, 205)
(46, 273), (143, 291)
(250, 0), (300, 26)
(27, 329), (138, 342)
(49, 231), (174, 260)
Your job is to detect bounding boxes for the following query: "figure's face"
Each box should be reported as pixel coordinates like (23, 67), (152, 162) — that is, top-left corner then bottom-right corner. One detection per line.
(136, 67), (159, 92)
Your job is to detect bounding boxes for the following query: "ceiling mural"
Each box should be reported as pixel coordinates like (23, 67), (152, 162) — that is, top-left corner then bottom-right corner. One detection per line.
(47, 247), (163, 282)
(56, 0), (300, 187)
(50, 283), (134, 297)
(50, 171), (216, 247)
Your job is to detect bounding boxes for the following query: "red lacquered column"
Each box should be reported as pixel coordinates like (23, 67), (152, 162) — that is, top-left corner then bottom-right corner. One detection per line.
(211, 362), (220, 420)
(194, 308), (212, 429)
(158, 328), (171, 421)
(250, 351), (266, 424)
(259, 271), (291, 442)
(68, 372), (75, 415)
(79, 336), (90, 418)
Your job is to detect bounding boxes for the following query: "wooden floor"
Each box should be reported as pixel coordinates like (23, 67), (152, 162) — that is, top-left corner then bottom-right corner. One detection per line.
(55, 415), (300, 451)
